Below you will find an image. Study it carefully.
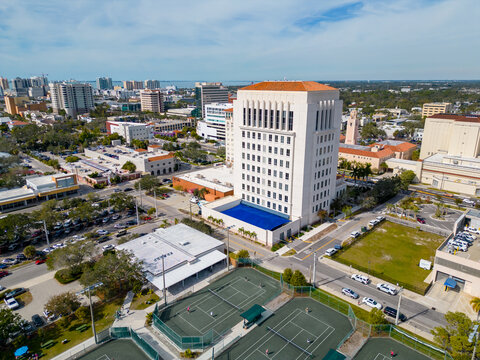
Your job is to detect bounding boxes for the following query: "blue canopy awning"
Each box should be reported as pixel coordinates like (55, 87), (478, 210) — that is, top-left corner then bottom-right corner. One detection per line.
(444, 278), (457, 288)
(14, 346), (28, 356)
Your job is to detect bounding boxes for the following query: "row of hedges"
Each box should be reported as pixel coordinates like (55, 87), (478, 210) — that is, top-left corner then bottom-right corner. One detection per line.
(180, 218), (213, 235)
(54, 268), (83, 284)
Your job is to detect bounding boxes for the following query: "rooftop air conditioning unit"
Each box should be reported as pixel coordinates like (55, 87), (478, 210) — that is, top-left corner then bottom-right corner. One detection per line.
(179, 241), (189, 246)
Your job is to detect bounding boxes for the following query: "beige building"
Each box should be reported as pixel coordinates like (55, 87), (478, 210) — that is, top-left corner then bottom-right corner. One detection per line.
(140, 89), (164, 113)
(420, 114), (480, 159)
(421, 102), (452, 118)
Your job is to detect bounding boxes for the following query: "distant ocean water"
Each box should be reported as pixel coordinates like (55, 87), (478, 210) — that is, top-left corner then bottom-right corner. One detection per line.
(84, 80), (255, 89)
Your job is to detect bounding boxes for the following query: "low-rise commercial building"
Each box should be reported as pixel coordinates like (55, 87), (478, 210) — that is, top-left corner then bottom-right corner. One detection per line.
(0, 173), (79, 212)
(153, 118), (195, 134)
(172, 166), (234, 201)
(106, 121), (154, 144)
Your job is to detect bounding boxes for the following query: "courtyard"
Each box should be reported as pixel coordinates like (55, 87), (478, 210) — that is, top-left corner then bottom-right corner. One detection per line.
(333, 221), (445, 294)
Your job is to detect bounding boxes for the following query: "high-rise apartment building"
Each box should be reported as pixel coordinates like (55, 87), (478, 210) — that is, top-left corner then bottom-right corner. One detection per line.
(144, 80), (160, 89)
(140, 90), (164, 113)
(123, 80), (144, 90)
(233, 81), (342, 225)
(11, 77), (29, 96)
(49, 83), (94, 117)
(195, 82), (229, 118)
(421, 102), (452, 118)
(96, 77), (113, 90)
(29, 76), (49, 87)
(0, 77), (9, 90)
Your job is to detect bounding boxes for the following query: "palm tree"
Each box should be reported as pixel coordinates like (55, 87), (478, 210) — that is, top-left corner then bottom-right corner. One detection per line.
(330, 198), (343, 216)
(470, 297), (480, 320)
(386, 203), (395, 214)
(364, 163), (372, 180)
(251, 232), (257, 240)
(380, 162), (388, 174)
(317, 209), (328, 224)
(351, 165), (361, 184)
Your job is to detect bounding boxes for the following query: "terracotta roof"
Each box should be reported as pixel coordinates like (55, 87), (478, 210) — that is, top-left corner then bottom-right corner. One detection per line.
(369, 142), (416, 153)
(339, 146), (394, 159)
(148, 144), (161, 148)
(240, 81), (337, 92)
(428, 114), (480, 122)
(147, 153), (174, 162)
(339, 134), (346, 143)
(134, 149), (147, 152)
(10, 120), (28, 125)
(224, 108), (233, 112)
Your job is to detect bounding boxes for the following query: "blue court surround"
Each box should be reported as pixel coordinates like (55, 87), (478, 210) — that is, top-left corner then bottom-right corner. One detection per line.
(221, 202), (289, 230)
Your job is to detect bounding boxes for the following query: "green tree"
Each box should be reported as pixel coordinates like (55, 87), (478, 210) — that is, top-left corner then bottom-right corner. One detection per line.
(75, 306), (91, 322)
(70, 201), (98, 222)
(32, 199), (61, 230)
(432, 311), (477, 360)
(237, 249), (250, 259)
(0, 213), (32, 243)
(47, 240), (95, 274)
(216, 147), (226, 158)
(361, 122), (386, 140)
(45, 292), (81, 316)
(131, 139), (148, 149)
(379, 162), (389, 174)
(65, 155), (80, 163)
(371, 176), (402, 203)
(109, 192), (135, 211)
(135, 174), (160, 193)
(368, 308), (388, 324)
(283, 268), (293, 284)
(23, 245), (37, 259)
(411, 149), (420, 161)
(342, 205), (353, 218)
(80, 250), (145, 297)
(122, 161), (136, 173)
(0, 308), (23, 345)
(317, 209), (328, 224)
(399, 170), (416, 190)
(470, 297), (480, 320)
(454, 198), (463, 207)
(290, 270), (308, 286)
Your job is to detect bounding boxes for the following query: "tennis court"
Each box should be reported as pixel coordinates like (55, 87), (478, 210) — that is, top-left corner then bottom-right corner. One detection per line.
(216, 297), (353, 359)
(157, 267), (281, 338)
(353, 338), (431, 360)
(78, 339), (153, 360)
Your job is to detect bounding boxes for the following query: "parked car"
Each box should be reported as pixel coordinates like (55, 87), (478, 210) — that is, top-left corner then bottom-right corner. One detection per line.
(7, 243), (19, 251)
(102, 217), (111, 224)
(102, 244), (115, 251)
(350, 231), (361, 238)
(112, 214), (121, 221)
(5, 288), (27, 299)
(126, 220), (136, 226)
(351, 274), (370, 285)
(376, 216), (386, 222)
(368, 219), (379, 227)
(465, 226), (480, 235)
(43, 309), (57, 322)
(0, 271), (9, 278)
(97, 235), (110, 244)
(0, 264), (8, 269)
(31, 314), (44, 328)
(124, 187), (134, 192)
(362, 297), (382, 309)
(324, 248), (337, 256)
(4, 297), (20, 310)
(383, 306), (407, 322)
(114, 223), (126, 229)
(416, 216), (426, 224)
(35, 259), (46, 265)
(376, 283), (397, 295)
(96, 229), (109, 236)
(116, 229), (127, 237)
(463, 198), (475, 206)
(2, 258), (17, 265)
(341, 288), (359, 299)
(190, 196), (199, 203)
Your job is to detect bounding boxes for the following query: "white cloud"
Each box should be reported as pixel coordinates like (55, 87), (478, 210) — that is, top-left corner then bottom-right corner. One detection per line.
(0, 0), (478, 80)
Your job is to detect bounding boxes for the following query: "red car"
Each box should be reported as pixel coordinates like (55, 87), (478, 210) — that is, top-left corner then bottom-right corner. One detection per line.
(0, 271), (9, 278)
(416, 216), (426, 224)
(35, 259), (47, 265)
(143, 216), (153, 221)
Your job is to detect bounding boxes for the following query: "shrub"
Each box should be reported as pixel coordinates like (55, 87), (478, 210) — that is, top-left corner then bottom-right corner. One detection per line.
(237, 249), (249, 259)
(271, 242), (285, 252)
(283, 268), (293, 284)
(75, 306), (90, 322)
(146, 312), (153, 326)
(180, 218), (213, 235)
(54, 268), (82, 284)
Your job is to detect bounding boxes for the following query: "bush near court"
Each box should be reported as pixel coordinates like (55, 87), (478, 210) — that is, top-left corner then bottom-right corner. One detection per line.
(332, 221), (445, 294)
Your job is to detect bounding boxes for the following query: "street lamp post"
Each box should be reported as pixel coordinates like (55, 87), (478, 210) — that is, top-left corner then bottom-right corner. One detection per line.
(153, 189), (158, 219)
(395, 286), (404, 325)
(154, 255), (167, 306)
(225, 225), (235, 271)
(135, 197), (140, 225)
(469, 325), (479, 360)
(312, 252), (317, 287)
(76, 282), (103, 344)
(43, 220), (50, 247)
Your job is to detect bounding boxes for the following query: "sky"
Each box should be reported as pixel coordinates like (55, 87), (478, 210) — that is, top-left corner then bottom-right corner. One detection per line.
(0, 0), (479, 81)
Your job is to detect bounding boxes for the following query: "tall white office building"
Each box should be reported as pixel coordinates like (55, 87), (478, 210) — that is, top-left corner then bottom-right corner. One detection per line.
(49, 83), (94, 117)
(202, 81), (342, 245)
(144, 80), (160, 89)
(97, 77), (113, 90)
(197, 102), (232, 142)
(195, 82), (229, 118)
(140, 89), (164, 113)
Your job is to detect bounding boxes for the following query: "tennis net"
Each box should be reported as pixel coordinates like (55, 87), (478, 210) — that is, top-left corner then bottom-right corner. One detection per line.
(267, 326), (313, 358)
(208, 289), (242, 311)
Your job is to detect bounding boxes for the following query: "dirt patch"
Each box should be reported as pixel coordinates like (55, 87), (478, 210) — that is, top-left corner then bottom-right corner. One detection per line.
(382, 254), (392, 261)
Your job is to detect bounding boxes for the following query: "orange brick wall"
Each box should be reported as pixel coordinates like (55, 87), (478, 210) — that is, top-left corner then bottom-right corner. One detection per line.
(172, 177), (233, 201)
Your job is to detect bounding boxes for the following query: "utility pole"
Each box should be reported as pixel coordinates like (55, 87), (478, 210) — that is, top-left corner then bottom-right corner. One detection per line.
(395, 287), (403, 325)
(43, 220), (50, 247)
(88, 287), (97, 343)
(135, 197), (140, 225)
(162, 255), (167, 306)
(189, 201), (192, 221)
(312, 252), (317, 287)
(469, 325), (479, 360)
(225, 225), (234, 271)
(153, 189), (158, 218)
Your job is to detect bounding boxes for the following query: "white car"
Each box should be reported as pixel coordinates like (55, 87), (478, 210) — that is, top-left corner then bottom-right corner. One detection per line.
(114, 223), (127, 229)
(341, 288), (359, 299)
(351, 274), (370, 285)
(463, 199), (475, 205)
(324, 248), (337, 256)
(376, 283), (397, 295)
(362, 297), (382, 310)
(2, 258), (18, 265)
(4, 297), (20, 310)
(376, 216), (385, 222)
(368, 220), (378, 227)
(465, 227), (480, 235)
(96, 229), (109, 236)
(102, 244), (115, 251)
(190, 197), (199, 203)
(350, 231), (361, 238)
(72, 235), (86, 242)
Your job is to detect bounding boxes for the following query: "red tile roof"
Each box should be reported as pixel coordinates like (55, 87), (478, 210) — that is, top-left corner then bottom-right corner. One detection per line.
(147, 153), (174, 162)
(240, 81), (337, 92)
(224, 108), (233, 112)
(428, 114), (480, 122)
(134, 149), (147, 152)
(339, 146), (394, 159)
(339, 134), (346, 143)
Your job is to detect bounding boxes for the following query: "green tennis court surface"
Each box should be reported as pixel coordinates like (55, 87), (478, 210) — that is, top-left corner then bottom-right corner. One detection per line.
(353, 338), (431, 360)
(158, 267), (281, 337)
(216, 297), (353, 360)
(77, 339), (154, 360)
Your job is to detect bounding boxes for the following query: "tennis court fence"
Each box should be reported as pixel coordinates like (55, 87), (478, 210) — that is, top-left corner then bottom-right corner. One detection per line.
(110, 327), (162, 360)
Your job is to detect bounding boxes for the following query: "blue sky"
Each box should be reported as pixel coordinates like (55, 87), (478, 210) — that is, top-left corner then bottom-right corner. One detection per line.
(0, 0), (478, 81)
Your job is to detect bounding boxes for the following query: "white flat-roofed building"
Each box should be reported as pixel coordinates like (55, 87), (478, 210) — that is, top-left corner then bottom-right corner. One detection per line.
(197, 103), (233, 142)
(116, 224), (226, 291)
(105, 121), (154, 144)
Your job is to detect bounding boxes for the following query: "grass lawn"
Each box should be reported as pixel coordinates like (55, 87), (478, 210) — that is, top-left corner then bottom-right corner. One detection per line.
(130, 291), (160, 310)
(0, 296), (125, 360)
(334, 221), (445, 293)
(17, 291), (33, 307)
